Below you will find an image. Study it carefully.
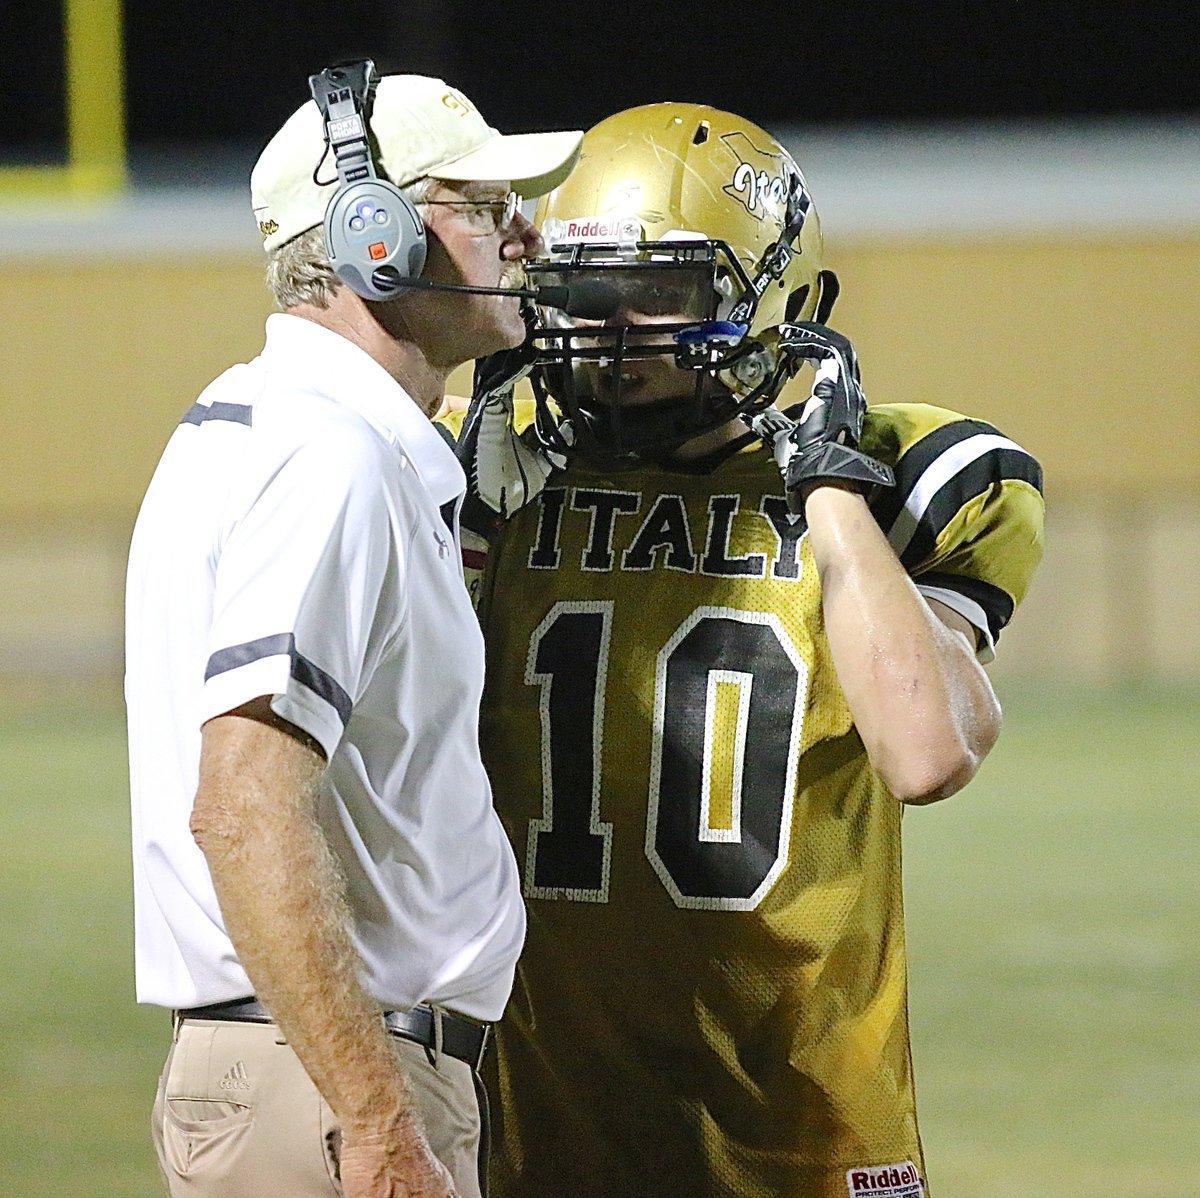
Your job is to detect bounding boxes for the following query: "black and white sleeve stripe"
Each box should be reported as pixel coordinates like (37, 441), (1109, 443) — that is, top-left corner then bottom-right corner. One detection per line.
(869, 418), (1042, 649)
(874, 419), (1043, 570)
(204, 632), (352, 727)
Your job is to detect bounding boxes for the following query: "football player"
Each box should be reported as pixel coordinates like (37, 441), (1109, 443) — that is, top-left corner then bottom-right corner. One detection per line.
(458, 103), (1045, 1198)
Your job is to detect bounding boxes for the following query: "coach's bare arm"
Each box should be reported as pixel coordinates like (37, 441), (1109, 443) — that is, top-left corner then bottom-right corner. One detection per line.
(190, 698), (458, 1198)
(804, 485), (1003, 805)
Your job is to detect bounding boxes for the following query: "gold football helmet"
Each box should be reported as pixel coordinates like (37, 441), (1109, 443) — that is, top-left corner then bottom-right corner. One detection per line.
(525, 102), (838, 461)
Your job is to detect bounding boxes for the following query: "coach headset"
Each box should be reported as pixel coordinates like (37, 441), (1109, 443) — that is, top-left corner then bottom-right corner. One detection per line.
(307, 60), (618, 319)
(307, 60), (428, 302)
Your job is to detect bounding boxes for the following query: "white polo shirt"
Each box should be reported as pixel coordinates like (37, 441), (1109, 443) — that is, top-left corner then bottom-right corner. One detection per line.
(126, 313), (524, 1021)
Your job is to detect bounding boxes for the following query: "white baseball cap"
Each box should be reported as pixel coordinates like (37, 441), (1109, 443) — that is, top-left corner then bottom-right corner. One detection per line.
(251, 74), (583, 253)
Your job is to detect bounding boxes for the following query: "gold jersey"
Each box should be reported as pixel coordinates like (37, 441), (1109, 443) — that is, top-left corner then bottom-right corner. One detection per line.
(473, 404), (1044, 1198)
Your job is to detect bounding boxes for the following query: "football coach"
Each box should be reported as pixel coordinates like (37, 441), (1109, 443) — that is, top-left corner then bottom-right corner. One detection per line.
(125, 62), (580, 1198)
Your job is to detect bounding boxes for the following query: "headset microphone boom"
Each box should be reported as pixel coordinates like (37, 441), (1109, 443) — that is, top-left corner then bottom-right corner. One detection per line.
(368, 271), (620, 320)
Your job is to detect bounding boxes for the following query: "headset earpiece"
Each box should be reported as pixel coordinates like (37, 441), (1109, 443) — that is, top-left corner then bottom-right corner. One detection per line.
(323, 177), (426, 301)
(309, 60), (427, 302)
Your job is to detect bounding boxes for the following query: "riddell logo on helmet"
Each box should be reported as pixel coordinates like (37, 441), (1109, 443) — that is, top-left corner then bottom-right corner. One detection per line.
(844, 1161), (924, 1197)
(543, 216), (642, 245)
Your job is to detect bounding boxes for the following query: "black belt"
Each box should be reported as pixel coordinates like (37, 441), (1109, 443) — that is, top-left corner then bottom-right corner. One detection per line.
(177, 996), (491, 1072)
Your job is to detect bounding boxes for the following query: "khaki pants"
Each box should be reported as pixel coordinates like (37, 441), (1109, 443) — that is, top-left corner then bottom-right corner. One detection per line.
(152, 1017), (485, 1198)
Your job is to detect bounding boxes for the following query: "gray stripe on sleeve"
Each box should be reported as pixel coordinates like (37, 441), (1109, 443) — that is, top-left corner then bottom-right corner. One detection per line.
(182, 402), (254, 426)
(204, 632), (352, 727)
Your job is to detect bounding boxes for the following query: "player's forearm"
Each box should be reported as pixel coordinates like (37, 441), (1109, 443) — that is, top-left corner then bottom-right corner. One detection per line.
(805, 485), (1001, 802)
(190, 709), (418, 1139)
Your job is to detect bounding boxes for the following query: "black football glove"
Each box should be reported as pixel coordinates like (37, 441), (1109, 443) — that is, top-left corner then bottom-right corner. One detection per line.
(469, 303), (541, 402)
(751, 322), (895, 515)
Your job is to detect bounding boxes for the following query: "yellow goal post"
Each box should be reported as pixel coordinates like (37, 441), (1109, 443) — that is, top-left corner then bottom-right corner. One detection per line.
(1, 0), (125, 196)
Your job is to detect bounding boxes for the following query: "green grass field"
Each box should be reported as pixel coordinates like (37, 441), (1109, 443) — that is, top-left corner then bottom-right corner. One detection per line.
(1, 686), (1197, 1197)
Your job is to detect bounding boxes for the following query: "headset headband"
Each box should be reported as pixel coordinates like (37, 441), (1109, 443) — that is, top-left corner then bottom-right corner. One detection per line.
(307, 60), (428, 301)
(309, 61), (383, 189)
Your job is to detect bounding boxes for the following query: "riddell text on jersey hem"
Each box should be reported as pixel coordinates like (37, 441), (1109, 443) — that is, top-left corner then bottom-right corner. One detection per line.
(845, 1160), (924, 1197)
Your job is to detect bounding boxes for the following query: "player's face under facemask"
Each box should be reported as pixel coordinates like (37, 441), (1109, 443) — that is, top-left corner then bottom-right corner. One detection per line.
(568, 312), (706, 409)
(527, 253), (755, 461)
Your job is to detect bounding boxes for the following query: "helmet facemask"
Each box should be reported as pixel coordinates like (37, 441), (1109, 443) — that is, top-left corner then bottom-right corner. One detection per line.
(526, 237), (785, 463)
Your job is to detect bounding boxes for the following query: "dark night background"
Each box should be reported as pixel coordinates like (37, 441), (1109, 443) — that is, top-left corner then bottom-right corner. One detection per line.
(5, 0), (1198, 159)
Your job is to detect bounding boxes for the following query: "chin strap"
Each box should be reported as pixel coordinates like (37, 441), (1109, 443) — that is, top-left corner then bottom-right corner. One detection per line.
(725, 176), (813, 330)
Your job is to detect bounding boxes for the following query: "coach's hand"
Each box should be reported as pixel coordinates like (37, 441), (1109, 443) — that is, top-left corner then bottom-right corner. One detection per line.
(770, 322), (895, 514)
(338, 1114), (459, 1198)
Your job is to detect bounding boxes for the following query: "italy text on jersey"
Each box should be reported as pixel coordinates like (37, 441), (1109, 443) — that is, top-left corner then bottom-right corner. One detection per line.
(525, 485), (806, 579)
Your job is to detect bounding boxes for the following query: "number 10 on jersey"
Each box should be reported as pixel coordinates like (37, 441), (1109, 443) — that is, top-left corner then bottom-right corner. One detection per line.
(523, 602), (809, 911)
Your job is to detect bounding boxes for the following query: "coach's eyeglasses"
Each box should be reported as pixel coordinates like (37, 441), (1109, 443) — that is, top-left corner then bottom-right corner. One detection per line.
(422, 191), (522, 236)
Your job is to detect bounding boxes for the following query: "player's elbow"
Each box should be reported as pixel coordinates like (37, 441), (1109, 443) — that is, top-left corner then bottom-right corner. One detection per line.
(882, 746), (981, 805)
(875, 686), (1003, 804)
(878, 717), (1000, 804)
